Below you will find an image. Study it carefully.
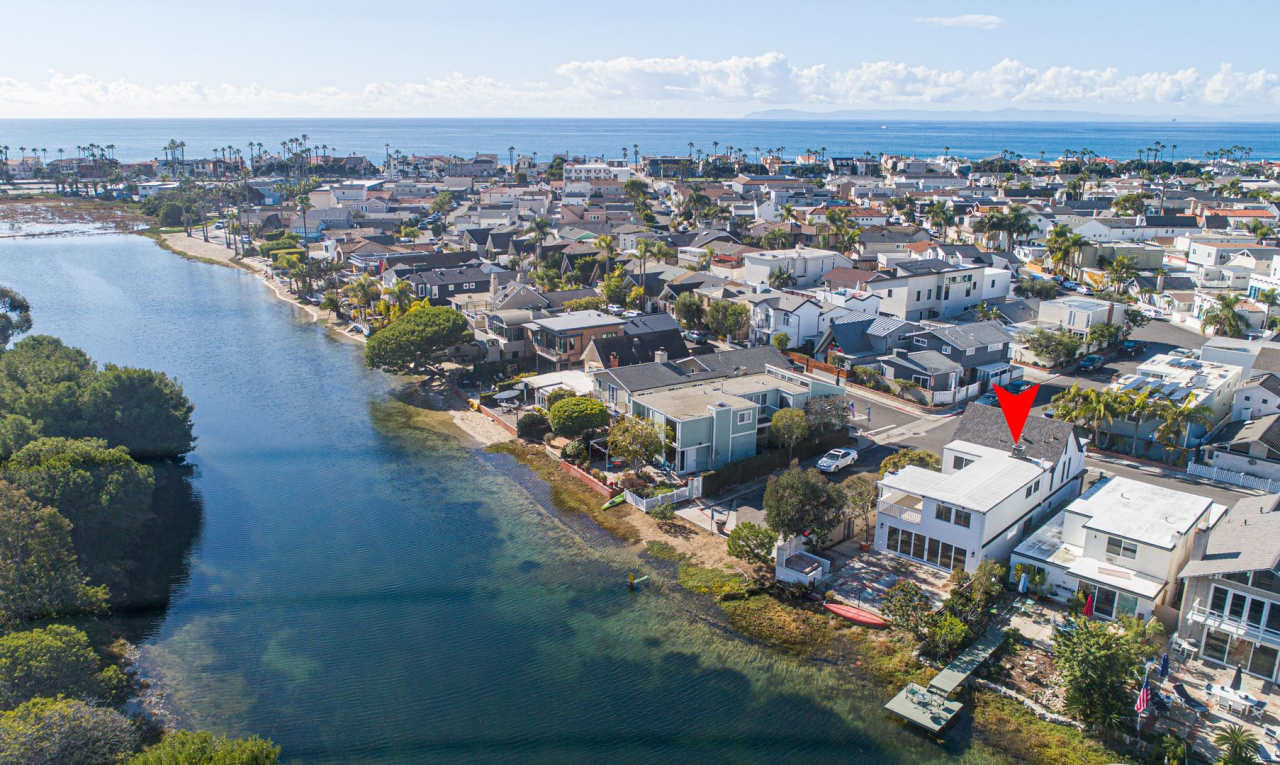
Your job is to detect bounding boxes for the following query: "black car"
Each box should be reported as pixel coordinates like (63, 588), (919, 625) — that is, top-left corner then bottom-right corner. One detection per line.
(1120, 340), (1146, 356)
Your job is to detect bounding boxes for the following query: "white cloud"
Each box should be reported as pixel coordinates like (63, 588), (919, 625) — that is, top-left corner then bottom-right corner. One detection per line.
(915, 14), (1004, 30)
(2, 55), (1279, 117)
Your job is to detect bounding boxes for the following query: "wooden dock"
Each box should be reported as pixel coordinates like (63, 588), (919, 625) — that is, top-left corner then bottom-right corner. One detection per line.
(884, 622), (1007, 733)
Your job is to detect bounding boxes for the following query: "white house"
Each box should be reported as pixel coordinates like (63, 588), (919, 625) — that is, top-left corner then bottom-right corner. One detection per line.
(745, 292), (822, 347)
(741, 246), (850, 288)
(875, 430), (1085, 573)
(1010, 476), (1226, 622)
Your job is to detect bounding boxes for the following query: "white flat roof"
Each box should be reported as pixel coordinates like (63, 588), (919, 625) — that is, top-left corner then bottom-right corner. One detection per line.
(880, 440), (1047, 513)
(1075, 476), (1223, 549)
(1067, 556), (1166, 600)
(522, 370), (594, 396)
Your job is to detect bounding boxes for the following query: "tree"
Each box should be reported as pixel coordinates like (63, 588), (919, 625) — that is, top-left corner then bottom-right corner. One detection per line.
(0, 481), (106, 627)
(79, 365), (195, 459)
(1159, 734), (1186, 765)
(0, 415), (38, 461)
(771, 332), (790, 352)
(1053, 617), (1147, 730)
(0, 625), (103, 709)
(1200, 293), (1249, 338)
(364, 305), (471, 373)
(726, 522), (777, 571)
(562, 296), (605, 312)
(704, 300), (748, 340)
(1111, 192), (1151, 216)
(767, 266), (797, 288)
(600, 267), (629, 306)
(1153, 398), (1213, 461)
(804, 396), (850, 434)
(606, 417), (663, 471)
(547, 396), (608, 438)
(0, 286), (32, 347)
(672, 292), (704, 328)
(881, 580), (932, 638)
(1013, 276), (1058, 300)
(761, 228), (793, 249)
(878, 448), (940, 477)
(763, 467), (846, 540)
(128, 731), (281, 764)
(516, 411), (549, 441)
(841, 474), (877, 541)
(1019, 327), (1082, 367)
(1044, 224), (1086, 275)
(769, 407), (808, 460)
(159, 202), (184, 227)
(0, 696), (139, 765)
(1211, 724), (1260, 765)
(921, 611), (970, 658)
(1123, 308), (1151, 336)
(1086, 322), (1121, 349)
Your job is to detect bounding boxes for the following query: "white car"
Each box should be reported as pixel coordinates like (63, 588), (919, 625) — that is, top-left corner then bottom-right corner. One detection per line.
(817, 448), (858, 473)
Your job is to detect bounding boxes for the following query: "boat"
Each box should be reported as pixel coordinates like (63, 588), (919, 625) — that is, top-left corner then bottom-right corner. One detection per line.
(601, 493), (627, 510)
(823, 602), (889, 628)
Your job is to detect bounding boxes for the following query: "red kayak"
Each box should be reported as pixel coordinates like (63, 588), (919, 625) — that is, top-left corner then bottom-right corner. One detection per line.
(823, 602), (889, 628)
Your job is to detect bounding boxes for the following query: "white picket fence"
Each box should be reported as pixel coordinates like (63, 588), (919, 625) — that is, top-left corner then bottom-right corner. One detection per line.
(625, 477), (703, 513)
(1187, 462), (1280, 493)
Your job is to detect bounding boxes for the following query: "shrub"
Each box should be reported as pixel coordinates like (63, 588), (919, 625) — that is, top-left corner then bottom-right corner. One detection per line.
(516, 411), (549, 440)
(548, 396), (608, 438)
(543, 387), (573, 410)
(561, 439), (588, 465)
(158, 203), (183, 227)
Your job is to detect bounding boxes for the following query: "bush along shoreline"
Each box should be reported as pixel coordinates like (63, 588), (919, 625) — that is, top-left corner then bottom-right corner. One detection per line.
(0, 285), (281, 763)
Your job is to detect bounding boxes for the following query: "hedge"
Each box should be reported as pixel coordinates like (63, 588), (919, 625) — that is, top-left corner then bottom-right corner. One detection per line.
(701, 431), (850, 497)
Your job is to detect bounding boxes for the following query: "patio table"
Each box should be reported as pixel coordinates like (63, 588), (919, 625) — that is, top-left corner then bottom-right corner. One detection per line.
(1208, 685), (1267, 717)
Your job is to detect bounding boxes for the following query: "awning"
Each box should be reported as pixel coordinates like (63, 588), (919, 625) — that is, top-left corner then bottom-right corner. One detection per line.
(493, 389), (522, 401)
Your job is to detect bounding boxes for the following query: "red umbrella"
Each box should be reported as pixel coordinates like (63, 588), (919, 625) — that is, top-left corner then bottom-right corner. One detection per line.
(1082, 593), (1095, 617)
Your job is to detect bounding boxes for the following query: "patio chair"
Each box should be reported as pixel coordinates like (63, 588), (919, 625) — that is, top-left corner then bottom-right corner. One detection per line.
(1173, 683), (1209, 714)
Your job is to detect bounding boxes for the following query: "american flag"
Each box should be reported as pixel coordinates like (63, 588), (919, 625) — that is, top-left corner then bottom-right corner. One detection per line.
(1134, 679), (1152, 715)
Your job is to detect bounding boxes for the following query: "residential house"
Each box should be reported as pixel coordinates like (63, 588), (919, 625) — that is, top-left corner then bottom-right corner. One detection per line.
(746, 291), (823, 347)
(591, 345), (792, 417)
(881, 321), (1015, 399)
(876, 436), (1078, 573)
(1011, 476), (1226, 622)
(1175, 494), (1280, 684)
(397, 266), (510, 305)
(1107, 354), (1244, 455)
(865, 260), (1010, 321)
(741, 246), (851, 288)
(581, 314), (690, 371)
(524, 310), (627, 370)
(629, 364), (845, 473)
(1231, 371), (1280, 420)
(1200, 414), (1280, 483)
(814, 314), (919, 368)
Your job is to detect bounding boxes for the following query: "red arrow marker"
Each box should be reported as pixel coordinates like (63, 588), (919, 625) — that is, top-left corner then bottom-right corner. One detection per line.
(992, 383), (1040, 444)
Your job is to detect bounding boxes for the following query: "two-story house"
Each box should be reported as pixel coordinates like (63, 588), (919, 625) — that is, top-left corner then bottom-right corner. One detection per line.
(865, 260), (1011, 321)
(400, 266), (511, 306)
(524, 310), (627, 370)
(876, 439), (1065, 573)
(591, 346), (792, 418)
(814, 314), (920, 368)
(745, 292), (823, 347)
(1176, 493), (1280, 684)
(880, 321), (1015, 395)
(1010, 476), (1226, 622)
(629, 364), (845, 473)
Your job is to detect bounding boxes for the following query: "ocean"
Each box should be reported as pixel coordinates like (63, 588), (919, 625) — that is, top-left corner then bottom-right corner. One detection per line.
(0, 118), (1277, 164)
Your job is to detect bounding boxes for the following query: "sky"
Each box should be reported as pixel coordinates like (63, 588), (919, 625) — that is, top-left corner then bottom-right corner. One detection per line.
(3, 0), (1280, 119)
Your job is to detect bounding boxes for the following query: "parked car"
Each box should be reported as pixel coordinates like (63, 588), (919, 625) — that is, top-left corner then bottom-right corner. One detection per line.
(606, 304), (624, 315)
(1061, 280), (1080, 290)
(976, 392), (999, 406)
(1120, 340), (1146, 356)
(1002, 380), (1035, 395)
(817, 448), (858, 473)
(1074, 284), (1094, 295)
(1169, 347), (1195, 358)
(683, 329), (708, 344)
(1137, 304), (1167, 319)
(622, 309), (641, 318)
(1078, 354), (1104, 372)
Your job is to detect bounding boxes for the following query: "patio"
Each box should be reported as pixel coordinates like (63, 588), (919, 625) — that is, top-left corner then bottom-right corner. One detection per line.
(824, 545), (954, 612)
(1143, 645), (1279, 762)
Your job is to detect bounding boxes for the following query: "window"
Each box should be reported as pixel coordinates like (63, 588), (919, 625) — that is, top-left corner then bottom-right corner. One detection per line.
(736, 410), (752, 425)
(913, 337), (927, 347)
(941, 345), (951, 355)
(935, 505), (952, 523)
(1025, 484), (1033, 498)
(1033, 480), (1040, 492)
(887, 289), (894, 297)
(988, 344), (1003, 352)
(1210, 586), (1228, 615)
(1202, 629), (1230, 662)
(952, 456), (971, 470)
(915, 290), (921, 301)
(1105, 536), (1138, 559)
(1229, 592), (1247, 619)
(954, 509), (971, 528)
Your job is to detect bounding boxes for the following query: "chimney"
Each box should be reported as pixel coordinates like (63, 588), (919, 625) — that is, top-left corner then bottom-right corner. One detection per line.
(1011, 441), (1027, 460)
(609, 352), (620, 368)
(654, 349), (668, 363)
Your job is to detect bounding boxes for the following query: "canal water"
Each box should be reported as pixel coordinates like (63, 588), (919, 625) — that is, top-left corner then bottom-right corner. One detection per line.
(0, 233), (1007, 764)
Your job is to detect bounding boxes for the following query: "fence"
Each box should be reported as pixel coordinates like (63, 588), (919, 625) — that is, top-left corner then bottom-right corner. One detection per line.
(1187, 461), (1280, 493)
(625, 477), (703, 514)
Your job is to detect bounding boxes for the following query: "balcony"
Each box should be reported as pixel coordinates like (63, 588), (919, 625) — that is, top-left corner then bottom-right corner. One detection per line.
(878, 491), (924, 524)
(1188, 605), (1280, 649)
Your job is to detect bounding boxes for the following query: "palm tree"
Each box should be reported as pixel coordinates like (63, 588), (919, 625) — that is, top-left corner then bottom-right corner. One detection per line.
(1200, 293), (1249, 338)
(779, 203), (798, 224)
(1105, 254), (1138, 292)
(1159, 733), (1186, 765)
(594, 234), (617, 271)
(385, 280), (415, 318)
(1154, 398), (1213, 462)
(321, 292), (341, 321)
(343, 275), (382, 325)
(975, 302), (1003, 322)
(768, 266), (797, 289)
(1247, 220), (1276, 243)
(633, 238), (653, 282)
(1079, 388), (1124, 448)
(1045, 224), (1086, 276)
(524, 217), (551, 261)
(926, 202), (955, 241)
(1211, 723), (1259, 764)
(1120, 386), (1160, 456)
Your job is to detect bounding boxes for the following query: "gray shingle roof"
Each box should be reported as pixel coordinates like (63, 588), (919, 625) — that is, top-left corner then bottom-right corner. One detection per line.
(952, 402), (1080, 464)
(598, 345), (791, 393)
(905, 350), (962, 375)
(1178, 494), (1280, 578)
(921, 321), (1010, 349)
